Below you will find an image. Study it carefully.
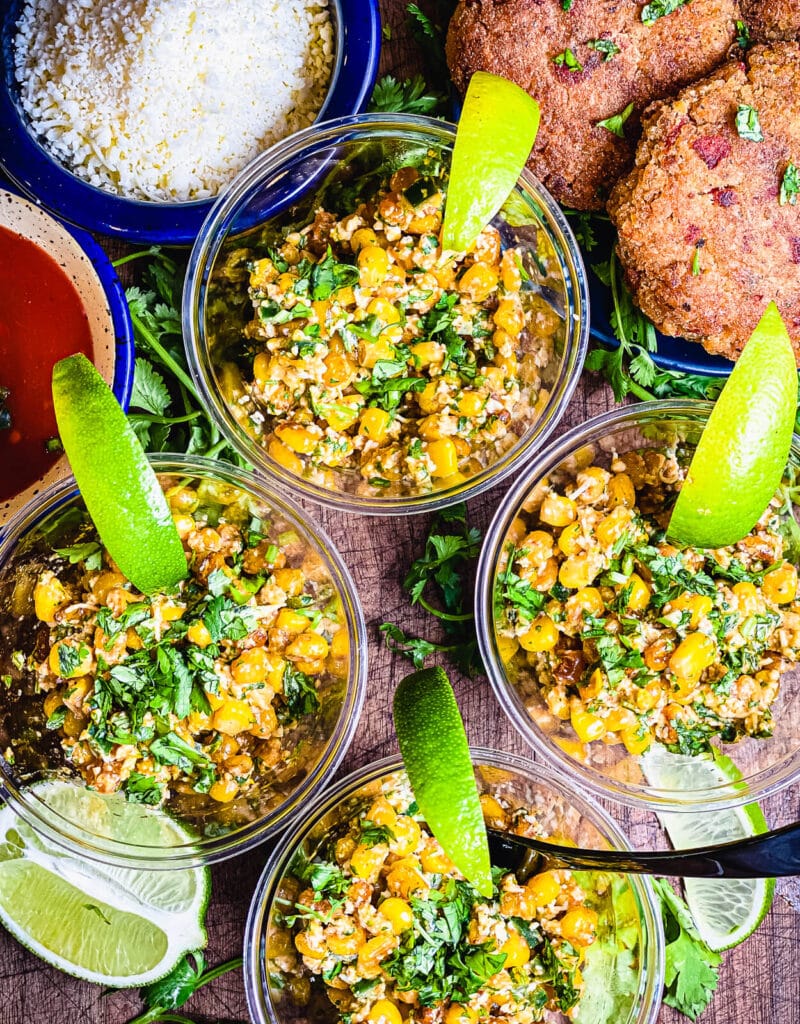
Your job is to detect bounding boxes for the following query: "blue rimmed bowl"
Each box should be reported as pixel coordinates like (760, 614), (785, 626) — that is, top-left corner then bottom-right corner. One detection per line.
(0, 0), (380, 244)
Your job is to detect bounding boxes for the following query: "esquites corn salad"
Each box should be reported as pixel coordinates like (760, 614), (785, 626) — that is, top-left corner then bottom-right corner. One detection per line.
(3, 475), (347, 809)
(271, 780), (596, 1023)
(229, 163), (559, 498)
(495, 448), (800, 757)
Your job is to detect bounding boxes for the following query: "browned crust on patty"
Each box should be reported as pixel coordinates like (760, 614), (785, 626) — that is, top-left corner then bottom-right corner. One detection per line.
(743, 0), (800, 42)
(607, 42), (800, 362)
(446, 0), (741, 210)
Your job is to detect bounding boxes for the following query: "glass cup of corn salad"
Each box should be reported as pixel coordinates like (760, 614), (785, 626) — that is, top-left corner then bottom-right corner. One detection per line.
(477, 400), (800, 812)
(184, 114), (589, 514)
(0, 455), (366, 868)
(243, 749), (665, 1024)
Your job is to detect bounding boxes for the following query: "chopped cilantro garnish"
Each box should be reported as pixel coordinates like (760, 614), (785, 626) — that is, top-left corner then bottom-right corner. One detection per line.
(124, 772), (165, 805)
(735, 104), (763, 142)
(57, 642), (89, 678)
(641, 0), (692, 26)
(553, 48), (583, 72)
(597, 102), (634, 138)
(495, 544), (547, 623)
(359, 820), (396, 847)
(780, 162), (799, 206)
(735, 19), (751, 49)
(54, 540), (103, 570)
(280, 664), (320, 721)
(587, 38), (620, 61)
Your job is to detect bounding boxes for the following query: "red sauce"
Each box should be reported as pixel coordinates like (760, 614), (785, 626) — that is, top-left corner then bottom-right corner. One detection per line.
(0, 224), (93, 502)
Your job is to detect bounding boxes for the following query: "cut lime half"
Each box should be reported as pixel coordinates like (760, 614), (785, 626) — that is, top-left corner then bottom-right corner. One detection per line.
(0, 780), (209, 986)
(641, 746), (774, 951)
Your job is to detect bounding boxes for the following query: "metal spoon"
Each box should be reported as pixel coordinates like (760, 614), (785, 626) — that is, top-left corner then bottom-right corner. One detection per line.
(487, 822), (800, 880)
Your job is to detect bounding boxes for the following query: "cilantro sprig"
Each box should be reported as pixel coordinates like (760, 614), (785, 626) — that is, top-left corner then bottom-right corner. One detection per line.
(125, 952), (244, 1024)
(655, 880), (722, 1021)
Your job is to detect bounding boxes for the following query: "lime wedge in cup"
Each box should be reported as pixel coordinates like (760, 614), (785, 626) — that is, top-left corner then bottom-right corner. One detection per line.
(641, 746), (774, 952)
(668, 302), (797, 549)
(0, 780), (208, 986)
(52, 353), (187, 594)
(441, 71), (541, 253)
(393, 666), (492, 898)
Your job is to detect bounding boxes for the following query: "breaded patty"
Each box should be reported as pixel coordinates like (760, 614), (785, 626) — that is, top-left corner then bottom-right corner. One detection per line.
(743, 0), (800, 42)
(608, 42), (800, 363)
(446, 0), (741, 210)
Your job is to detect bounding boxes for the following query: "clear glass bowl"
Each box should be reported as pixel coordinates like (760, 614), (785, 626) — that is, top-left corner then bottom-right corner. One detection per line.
(477, 400), (800, 812)
(183, 113), (589, 515)
(0, 455), (367, 868)
(244, 749), (664, 1024)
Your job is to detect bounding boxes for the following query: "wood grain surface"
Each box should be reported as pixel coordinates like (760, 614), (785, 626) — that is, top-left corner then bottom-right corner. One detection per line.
(1, 3), (798, 1022)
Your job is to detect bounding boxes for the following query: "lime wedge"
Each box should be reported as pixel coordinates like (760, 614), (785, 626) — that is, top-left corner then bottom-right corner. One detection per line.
(641, 747), (774, 951)
(393, 667), (492, 897)
(442, 71), (540, 252)
(668, 302), (797, 549)
(52, 353), (187, 594)
(0, 780), (208, 985)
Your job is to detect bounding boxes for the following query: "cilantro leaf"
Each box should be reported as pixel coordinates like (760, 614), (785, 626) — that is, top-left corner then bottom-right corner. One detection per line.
(655, 879), (721, 1021)
(281, 664), (320, 721)
(130, 357), (171, 415)
(54, 540), (103, 571)
(123, 772), (165, 805)
(641, 0), (692, 25)
(735, 104), (763, 142)
(597, 102), (634, 138)
(553, 47), (583, 72)
(780, 162), (799, 206)
(587, 37), (620, 61)
(369, 73), (445, 116)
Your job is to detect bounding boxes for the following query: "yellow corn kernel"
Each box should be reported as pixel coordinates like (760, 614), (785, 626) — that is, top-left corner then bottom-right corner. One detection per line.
(545, 688), (571, 720)
(500, 248), (522, 292)
(426, 438), (459, 478)
(350, 843), (388, 880)
(496, 633), (520, 663)
(668, 592), (714, 629)
(571, 707), (606, 743)
(605, 707), (637, 732)
(265, 653), (286, 692)
(231, 647), (270, 685)
(359, 407), (392, 443)
(763, 563), (798, 604)
(172, 513), (195, 539)
(286, 631), (329, 662)
(575, 466), (610, 504)
(560, 906), (598, 948)
(410, 340), (443, 367)
(330, 629), (349, 663)
(526, 870), (562, 909)
(391, 815), (422, 857)
(567, 587), (605, 618)
(557, 521), (582, 556)
(251, 704), (279, 739)
(499, 927), (530, 968)
(579, 668), (605, 701)
(357, 934), (397, 978)
(458, 262), (499, 302)
(253, 351), (273, 384)
(212, 699), (255, 736)
(456, 391), (484, 418)
(209, 778), (239, 803)
(49, 641), (92, 679)
(519, 615), (559, 652)
(91, 571), (125, 604)
(380, 897), (414, 935)
(274, 424), (319, 455)
(494, 353), (518, 378)
(43, 690), (64, 718)
(493, 297), (525, 336)
(187, 621), (212, 648)
(367, 795), (397, 827)
(482, 366), (506, 391)
(326, 923), (365, 957)
(386, 860), (428, 899)
(417, 380), (443, 414)
(621, 728), (652, 756)
(157, 599), (184, 622)
(732, 581), (759, 615)
(366, 296), (402, 325)
(358, 245), (390, 288)
(294, 931), (326, 960)
(351, 227), (378, 252)
(272, 568), (304, 597)
(607, 472), (636, 508)
(325, 397), (362, 432)
(268, 438), (304, 475)
(445, 1005), (480, 1024)
(620, 573), (651, 612)
(595, 506), (632, 548)
(34, 573), (68, 623)
(635, 680), (662, 711)
(669, 632), (716, 683)
(559, 554), (597, 590)
(540, 493), (577, 527)
(276, 608), (312, 635)
(368, 1000), (403, 1024)
(420, 843), (455, 874)
(276, 271), (296, 293)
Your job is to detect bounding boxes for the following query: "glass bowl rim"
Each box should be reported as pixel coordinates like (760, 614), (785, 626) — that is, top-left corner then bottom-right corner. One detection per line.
(0, 452), (368, 869)
(242, 746), (666, 1024)
(476, 398), (800, 812)
(182, 111), (590, 516)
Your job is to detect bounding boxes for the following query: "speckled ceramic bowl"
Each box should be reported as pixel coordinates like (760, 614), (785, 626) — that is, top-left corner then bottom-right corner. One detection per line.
(0, 188), (133, 527)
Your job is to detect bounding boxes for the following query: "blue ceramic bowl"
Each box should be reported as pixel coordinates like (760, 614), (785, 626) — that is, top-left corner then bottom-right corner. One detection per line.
(0, 0), (380, 244)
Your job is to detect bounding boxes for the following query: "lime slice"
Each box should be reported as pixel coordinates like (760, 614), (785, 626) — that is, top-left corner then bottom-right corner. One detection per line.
(668, 302), (797, 549)
(393, 667), (492, 897)
(641, 747), (774, 951)
(441, 71), (540, 252)
(0, 780), (209, 986)
(52, 353), (187, 595)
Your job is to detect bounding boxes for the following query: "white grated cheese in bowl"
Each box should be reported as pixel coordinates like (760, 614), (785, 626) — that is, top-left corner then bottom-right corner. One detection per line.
(13, 0), (335, 202)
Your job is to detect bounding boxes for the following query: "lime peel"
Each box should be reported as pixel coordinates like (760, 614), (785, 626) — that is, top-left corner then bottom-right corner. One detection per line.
(52, 353), (188, 595)
(442, 71), (540, 253)
(667, 301), (797, 549)
(393, 666), (492, 897)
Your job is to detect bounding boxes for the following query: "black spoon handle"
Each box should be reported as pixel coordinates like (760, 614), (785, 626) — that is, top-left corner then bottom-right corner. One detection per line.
(487, 821), (800, 878)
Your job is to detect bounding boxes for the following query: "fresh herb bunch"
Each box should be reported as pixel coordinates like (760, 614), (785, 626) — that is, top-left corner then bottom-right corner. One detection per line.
(126, 951), (244, 1024)
(116, 248), (247, 465)
(380, 503), (484, 677)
